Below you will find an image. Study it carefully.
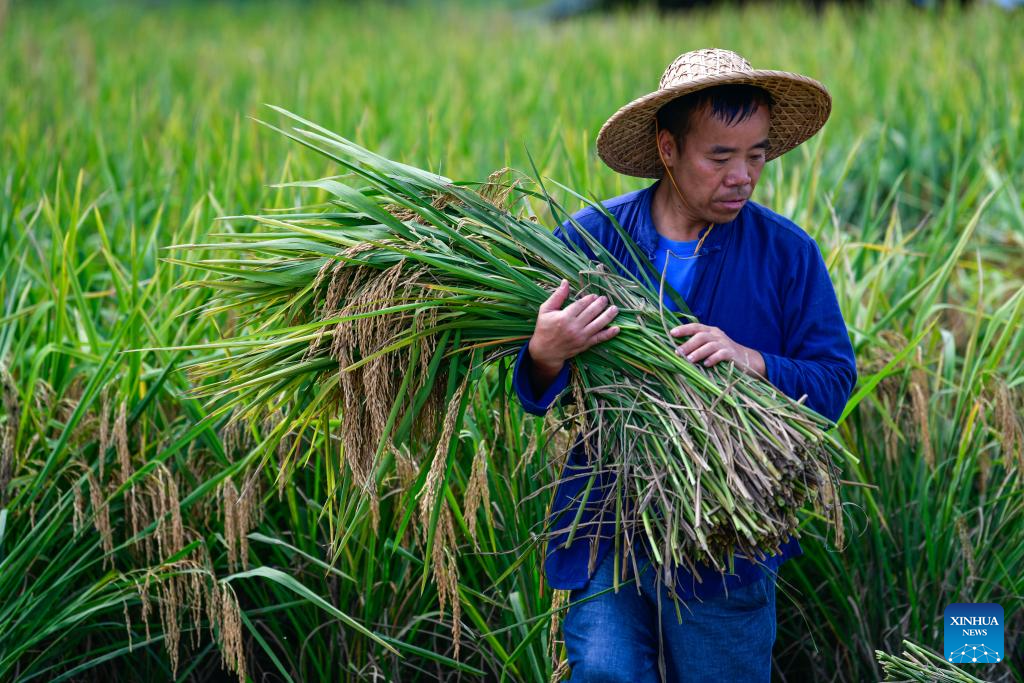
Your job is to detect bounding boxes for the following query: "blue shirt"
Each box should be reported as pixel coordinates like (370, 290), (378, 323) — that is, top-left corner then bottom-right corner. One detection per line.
(651, 233), (701, 311)
(511, 179), (857, 599)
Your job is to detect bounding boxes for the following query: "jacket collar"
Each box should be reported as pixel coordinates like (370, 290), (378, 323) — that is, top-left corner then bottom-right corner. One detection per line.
(633, 179), (734, 259)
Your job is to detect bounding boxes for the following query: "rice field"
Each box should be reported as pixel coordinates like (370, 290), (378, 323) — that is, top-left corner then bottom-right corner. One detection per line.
(1, 0), (1023, 681)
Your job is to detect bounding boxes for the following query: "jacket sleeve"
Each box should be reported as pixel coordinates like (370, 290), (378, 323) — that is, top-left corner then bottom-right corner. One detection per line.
(760, 239), (858, 424)
(511, 212), (604, 416)
(512, 341), (572, 417)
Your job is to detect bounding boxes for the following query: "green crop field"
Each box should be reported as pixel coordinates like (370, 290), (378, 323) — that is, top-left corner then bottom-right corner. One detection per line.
(1, 0), (1022, 681)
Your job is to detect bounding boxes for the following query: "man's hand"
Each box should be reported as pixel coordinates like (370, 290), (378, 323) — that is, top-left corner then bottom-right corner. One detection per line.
(670, 323), (766, 380)
(528, 279), (620, 377)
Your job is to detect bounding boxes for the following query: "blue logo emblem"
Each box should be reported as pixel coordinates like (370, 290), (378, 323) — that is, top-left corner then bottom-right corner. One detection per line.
(944, 603), (1004, 664)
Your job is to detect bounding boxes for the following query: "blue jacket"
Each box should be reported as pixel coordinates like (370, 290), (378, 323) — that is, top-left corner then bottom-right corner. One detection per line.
(512, 179), (857, 599)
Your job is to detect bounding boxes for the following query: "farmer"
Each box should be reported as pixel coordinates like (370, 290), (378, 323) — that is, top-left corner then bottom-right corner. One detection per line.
(512, 48), (857, 681)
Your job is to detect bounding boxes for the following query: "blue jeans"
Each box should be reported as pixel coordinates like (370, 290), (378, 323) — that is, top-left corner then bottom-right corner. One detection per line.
(562, 550), (777, 682)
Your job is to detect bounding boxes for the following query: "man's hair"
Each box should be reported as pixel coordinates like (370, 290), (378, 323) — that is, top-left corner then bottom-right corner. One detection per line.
(655, 84), (775, 151)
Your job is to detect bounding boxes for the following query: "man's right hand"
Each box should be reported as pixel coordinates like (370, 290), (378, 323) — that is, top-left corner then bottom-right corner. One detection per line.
(526, 279), (620, 393)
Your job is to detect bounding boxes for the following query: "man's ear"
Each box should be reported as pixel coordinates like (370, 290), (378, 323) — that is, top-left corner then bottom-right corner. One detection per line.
(656, 128), (679, 162)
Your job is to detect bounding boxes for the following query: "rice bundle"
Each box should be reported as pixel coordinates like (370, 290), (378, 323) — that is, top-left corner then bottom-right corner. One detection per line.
(171, 105), (853, 595)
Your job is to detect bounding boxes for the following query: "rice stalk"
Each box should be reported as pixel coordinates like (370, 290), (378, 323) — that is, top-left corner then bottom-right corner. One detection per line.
(463, 439), (491, 549)
(876, 640), (991, 682)
(220, 474), (262, 572)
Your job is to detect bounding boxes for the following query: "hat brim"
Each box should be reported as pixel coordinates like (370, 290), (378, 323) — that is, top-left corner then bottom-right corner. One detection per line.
(596, 70), (831, 178)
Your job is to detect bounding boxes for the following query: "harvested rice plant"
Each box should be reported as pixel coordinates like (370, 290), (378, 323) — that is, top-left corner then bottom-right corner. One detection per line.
(1, 0), (1022, 681)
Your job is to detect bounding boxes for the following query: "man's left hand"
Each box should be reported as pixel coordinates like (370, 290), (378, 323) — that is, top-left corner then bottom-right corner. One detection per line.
(670, 323), (767, 380)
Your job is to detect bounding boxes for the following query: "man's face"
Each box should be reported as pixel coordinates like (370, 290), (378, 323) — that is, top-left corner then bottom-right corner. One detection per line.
(660, 102), (770, 226)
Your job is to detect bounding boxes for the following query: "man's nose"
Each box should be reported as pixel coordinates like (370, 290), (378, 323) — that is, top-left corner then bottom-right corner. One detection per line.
(724, 161), (752, 187)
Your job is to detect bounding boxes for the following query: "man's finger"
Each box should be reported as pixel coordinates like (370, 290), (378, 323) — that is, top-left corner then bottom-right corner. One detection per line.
(679, 331), (713, 356)
(678, 341), (717, 363)
(539, 279), (570, 313)
(563, 292), (598, 317)
(591, 325), (620, 344)
(576, 295), (609, 326)
(582, 304), (619, 337)
(670, 322), (707, 337)
(702, 348), (730, 367)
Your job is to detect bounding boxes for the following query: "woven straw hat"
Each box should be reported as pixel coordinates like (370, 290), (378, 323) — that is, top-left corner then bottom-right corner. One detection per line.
(596, 48), (831, 178)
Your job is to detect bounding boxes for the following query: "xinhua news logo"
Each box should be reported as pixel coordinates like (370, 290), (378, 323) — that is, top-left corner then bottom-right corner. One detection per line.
(944, 603), (1004, 664)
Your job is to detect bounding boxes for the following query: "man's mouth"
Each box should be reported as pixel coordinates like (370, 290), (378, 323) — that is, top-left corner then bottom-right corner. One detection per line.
(717, 198), (747, 209)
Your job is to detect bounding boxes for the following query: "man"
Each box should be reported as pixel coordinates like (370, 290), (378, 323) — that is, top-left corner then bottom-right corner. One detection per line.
(511, 49), (857, 681)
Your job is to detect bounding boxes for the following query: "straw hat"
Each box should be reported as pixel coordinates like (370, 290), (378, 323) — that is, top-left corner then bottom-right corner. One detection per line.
(596, 48), (831, 178)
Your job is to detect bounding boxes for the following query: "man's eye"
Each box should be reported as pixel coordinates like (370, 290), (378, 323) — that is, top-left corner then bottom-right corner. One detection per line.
(711, 158), (728, 164)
